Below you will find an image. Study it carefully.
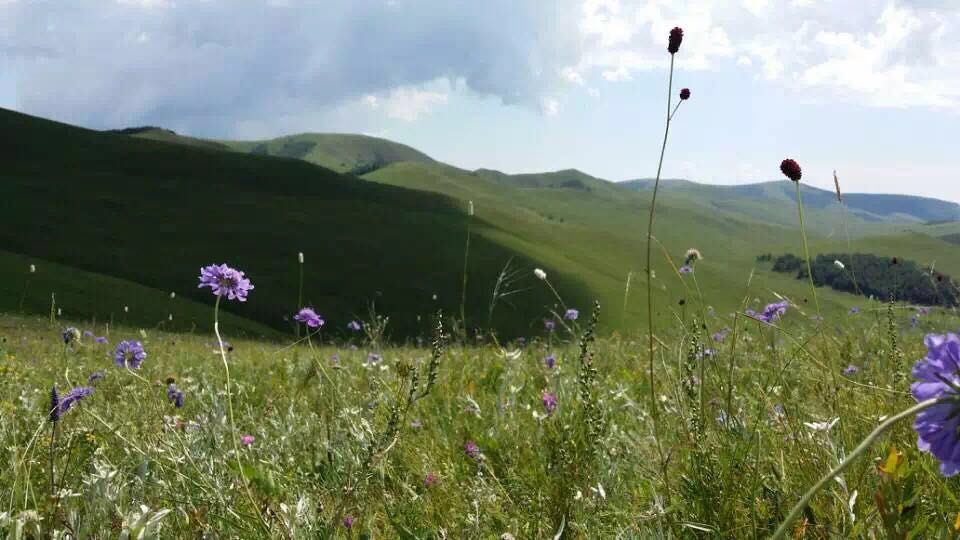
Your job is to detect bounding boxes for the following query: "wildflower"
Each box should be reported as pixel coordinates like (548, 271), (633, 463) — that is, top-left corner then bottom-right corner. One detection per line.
(684, 248), (701, 263)
(410, 419), (423, 430)
(842, 364), (860, 376)
(534, 268), (547, 280)
(293, 307), (324, 328)
(83, 330), (93, 338)
(542, 392), (558, 414)
(347, 320), (362, 332)
(468, 200), (474, 216)
(48, 386), (60, 423)
(464, 440), (481, 460)
(564, 309), (579, 321)
(58, 386), (93, 416)
(87, 371), (104, 384)
(424, 472), (439, 487)
(891, 257), (899, 266)
(366, 352), (382, 365)
(780, 158), (802, 182)
(114, 340), (146, 369)
(748, 300), (789, 324)
(678, 265), (693, 274)
(834, 260), (845, 270)
(240, 435), (255, 446)
(343, 515), (355, 529)
(29, 264), (36, 273)
(679, 88), (691, 100)
(912, 333), (960, 476)
(62, 327), (80, 345)
(298, 252), (304, 264)
(544, 354), (556, 369)
(804, 417), (840, 432)
(667, 26), (683, 54)
(917, 306), (931, 317)
(198, 263), (254, 302)
(849, 307), (860, 315)
(712, 327), (730, 343)
(166, 384), (184, 408)
(169, 292), (176, 299)
(330, 353), (341, 365)
(544, 319), (556, 332)
(124, 306), (129, 313)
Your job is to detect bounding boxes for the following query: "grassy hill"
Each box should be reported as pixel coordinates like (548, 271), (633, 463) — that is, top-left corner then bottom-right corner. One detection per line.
(223, 133), (434, 175)
(0, 108), (590, 339)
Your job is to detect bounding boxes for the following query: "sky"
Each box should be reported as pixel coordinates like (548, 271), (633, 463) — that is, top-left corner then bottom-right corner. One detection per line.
(1, 0), (959, 200)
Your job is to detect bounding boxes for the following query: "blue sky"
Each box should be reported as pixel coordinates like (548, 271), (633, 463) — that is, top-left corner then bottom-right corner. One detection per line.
(2, 0), (958, 200)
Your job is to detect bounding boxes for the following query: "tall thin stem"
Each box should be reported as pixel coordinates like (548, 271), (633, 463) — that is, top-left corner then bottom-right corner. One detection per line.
(795, 182), (821, 319)
(214, 296), (268, 532)
(296, 253), (304, 338)
(645, 52), (675, 478)
(460, 203), (473, 332)
(771, 397), (954, 539)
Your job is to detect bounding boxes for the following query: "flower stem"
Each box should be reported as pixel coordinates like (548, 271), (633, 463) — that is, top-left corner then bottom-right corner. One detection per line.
(771, 396), (954, 539)
(645, 52), (675, 493)
(214, 296), (268, 532)
(795, 182), (821, 320)
(460, 207), (472, 332)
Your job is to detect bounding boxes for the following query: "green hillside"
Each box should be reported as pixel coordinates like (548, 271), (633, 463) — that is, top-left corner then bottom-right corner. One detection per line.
(0, 108), (588, 338)
(223, 133), (434, 174)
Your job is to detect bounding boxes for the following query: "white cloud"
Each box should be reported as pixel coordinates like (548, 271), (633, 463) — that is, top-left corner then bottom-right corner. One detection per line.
(560, 66), (586, 85)
(541, 96), (560, 116)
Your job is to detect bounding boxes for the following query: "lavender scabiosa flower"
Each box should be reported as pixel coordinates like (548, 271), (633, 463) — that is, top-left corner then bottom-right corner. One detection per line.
(347, 320), (362, 332)
(748, 300), (789, 324)
(293, 307), (324, 328)
(114, 341), (146, 369)
(842, 364), (860, 376)
(542, 392), (558, 414)
(544, 319), (556, 332)
(912, 333), (960, 476)
(849, 307), (860, 315)
(667, 26), (683, 54)
(464, 440), (481, 461)
(544, 354), (556, 369)
(83, 330), (93, 338)
(678, 265), (693, 274)
(780, 158), (802, 182)
(679, 88), (691, 100)
(198, 263), (254, 302)
(712, 327), (730, 343)
(167, 384), (185, 408)
(564, 309), (579, 321)
(58, 386), (93, 416)
(87, 371), (104, 384)
(343, 515), (355, 529)
(424, 472), (439, 488)
(366, 352), (382, 365)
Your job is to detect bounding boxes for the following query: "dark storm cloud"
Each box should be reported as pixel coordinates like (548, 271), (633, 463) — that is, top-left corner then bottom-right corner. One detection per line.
(1, 0), (582, 135)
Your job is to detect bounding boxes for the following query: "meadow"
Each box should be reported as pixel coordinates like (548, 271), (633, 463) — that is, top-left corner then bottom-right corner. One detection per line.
(4, 23), (960, 540)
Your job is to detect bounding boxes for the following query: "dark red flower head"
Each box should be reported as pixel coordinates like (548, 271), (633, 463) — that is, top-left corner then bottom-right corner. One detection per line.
(891, 257), (899, 266)
(780, 158), (802, 182)
(668, 27), (683, 54)
(679, 88), (691, 100)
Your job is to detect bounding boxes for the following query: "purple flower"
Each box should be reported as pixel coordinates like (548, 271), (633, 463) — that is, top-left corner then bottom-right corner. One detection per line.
(464, 440), (481, 460)
(424, 472), (438, 488)
(114, 340), (146, 369)
(542, 392), (558, 414)
(87, 371), (104, 384)
(748, 300), (789, 324)
(58, 386), (93, 416)
(917, 306), (931, 317)
(342, 515), (355, 529)
(849, 307), (860, 315)
(94, 336), (108, 344)
(679, 88), (691, 100)
(912, 333), (960, 476)
(678, 265), (693, 274)
(83, 330), (94, 338)
(911, 316), (920, 328)
(544, 319), (556, 332)
(516, 337), (527, 347)
(366, 352), (382, 365)
(240, 435), (255, 446)
(167, 384), (185, 408)
(294, 307), (324, 328)
(712, 327), (730, 343)
(331, 353), (341, 365)
(780, 158), (802, 182)
(564, 309), (579, 321)
(842, 364), (860, 376)
(347, 320), (362, 332)
(544, 354), (556, 369)
(198, 263), (254, 302)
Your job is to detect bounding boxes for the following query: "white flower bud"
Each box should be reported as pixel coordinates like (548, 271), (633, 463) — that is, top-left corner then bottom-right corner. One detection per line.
(298, 252), (304, 264)
(534, 268), (547, 280)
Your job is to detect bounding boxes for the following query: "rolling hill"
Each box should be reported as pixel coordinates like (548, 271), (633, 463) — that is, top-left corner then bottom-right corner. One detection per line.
(0, 108), (593, 338)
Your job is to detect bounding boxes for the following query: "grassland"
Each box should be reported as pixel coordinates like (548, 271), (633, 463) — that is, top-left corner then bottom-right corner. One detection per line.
(2, 291), (958, 536)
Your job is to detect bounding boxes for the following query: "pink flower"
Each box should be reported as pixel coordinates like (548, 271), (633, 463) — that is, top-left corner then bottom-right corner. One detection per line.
(240, 435), (255, 446)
